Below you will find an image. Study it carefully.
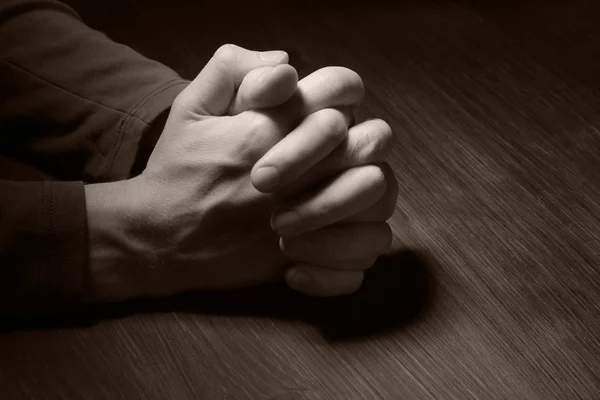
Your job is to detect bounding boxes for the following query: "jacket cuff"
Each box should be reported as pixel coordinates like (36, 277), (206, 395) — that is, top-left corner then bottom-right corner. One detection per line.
(0, 180), (87, 315)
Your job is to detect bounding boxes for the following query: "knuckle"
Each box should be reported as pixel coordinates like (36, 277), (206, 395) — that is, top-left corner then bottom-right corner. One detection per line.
(355, 119), (394, 161)
(338, 67), (366, 100)
(249, 110), (274, 131)
(365, 164), (388, 194)
(243, 112), (277, 145)
(374, 119), (394, 149)
(213, 44), (239, 70)
(317, 109), (348, 141)
(348, 69), (366, 101)
(365, 163), (397, 221)
(319, 66), (365, 101)
(318, 72), (341, 98)
(253, 66), (271, 87)
(214, 44), (238, 60)
(237, 112), (277, 161)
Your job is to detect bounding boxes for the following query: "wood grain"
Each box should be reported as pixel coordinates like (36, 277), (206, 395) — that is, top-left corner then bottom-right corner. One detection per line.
(1, 0), (600, 398)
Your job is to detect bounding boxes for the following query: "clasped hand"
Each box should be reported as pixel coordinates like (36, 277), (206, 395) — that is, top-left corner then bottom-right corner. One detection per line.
(87, 44), (398, 302)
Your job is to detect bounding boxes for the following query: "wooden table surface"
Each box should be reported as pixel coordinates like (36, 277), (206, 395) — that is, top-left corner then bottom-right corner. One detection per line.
(2, 0), (600, 398)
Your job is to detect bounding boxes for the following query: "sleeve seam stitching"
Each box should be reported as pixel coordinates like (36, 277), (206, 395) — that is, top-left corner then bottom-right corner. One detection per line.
(0, 58), (173, 125)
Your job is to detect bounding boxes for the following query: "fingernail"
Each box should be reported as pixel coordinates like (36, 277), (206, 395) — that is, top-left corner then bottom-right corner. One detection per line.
(290, 268), (311, 288)
(272, 210), (299, 236)
(260, 50), (286, 63)
(253, 166), (279, 192)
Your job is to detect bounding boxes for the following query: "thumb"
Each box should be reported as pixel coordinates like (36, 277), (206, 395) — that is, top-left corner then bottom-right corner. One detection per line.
(178, 44), (288, 116)
(227, 64), (299, 115)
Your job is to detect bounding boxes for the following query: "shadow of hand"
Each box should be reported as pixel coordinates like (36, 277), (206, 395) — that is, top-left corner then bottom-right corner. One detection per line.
(315, 249), (436, 340)
(1, 250), (436, 340)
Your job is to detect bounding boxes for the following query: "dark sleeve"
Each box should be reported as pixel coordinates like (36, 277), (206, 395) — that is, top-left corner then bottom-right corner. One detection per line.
(0, 0), (189, 183)
(0, 0), (190, 315)
(0, 179), (87, 316)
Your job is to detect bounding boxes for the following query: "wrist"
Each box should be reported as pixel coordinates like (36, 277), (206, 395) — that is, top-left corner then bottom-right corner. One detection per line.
(84, 178), (160, 302)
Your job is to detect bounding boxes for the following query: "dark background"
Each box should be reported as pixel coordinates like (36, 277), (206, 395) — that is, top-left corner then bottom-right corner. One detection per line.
(1, 0), (600, 398)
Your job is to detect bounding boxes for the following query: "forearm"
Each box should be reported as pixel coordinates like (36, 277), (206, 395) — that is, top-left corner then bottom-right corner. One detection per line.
(0, 0), (188, 181)
(0, 175), (166, 315)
